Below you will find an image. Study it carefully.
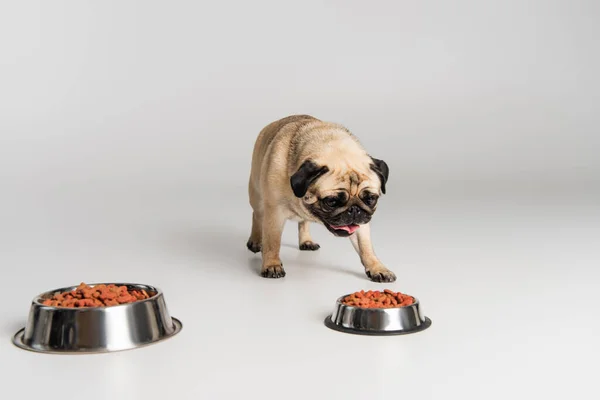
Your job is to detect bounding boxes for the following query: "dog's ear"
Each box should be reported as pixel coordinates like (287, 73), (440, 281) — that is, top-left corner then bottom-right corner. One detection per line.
(369, 157), (389, 194)
(290, 160), (329, 198)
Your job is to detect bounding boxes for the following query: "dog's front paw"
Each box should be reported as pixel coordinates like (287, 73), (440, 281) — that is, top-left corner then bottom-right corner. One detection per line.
(261, 264), (286, 278)
(366, 266), (396, 283)
(299, 241), (320, 251)
(246, 239), (262, 253)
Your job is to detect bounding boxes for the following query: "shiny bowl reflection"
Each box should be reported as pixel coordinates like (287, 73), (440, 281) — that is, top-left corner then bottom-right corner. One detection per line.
(12, 283), (182, 354)
(324, 293), (431, 335)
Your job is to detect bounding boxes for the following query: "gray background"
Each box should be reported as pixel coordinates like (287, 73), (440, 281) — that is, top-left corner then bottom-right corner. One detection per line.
(2, 0), (599, 197)
(1, 1), (599, 399)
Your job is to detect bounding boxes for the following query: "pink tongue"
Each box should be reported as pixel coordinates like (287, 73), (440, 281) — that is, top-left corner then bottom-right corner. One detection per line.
(331, 224), (360, 234)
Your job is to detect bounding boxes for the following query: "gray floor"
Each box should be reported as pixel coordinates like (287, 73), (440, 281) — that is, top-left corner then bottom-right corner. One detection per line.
(2, 185), (598, 399)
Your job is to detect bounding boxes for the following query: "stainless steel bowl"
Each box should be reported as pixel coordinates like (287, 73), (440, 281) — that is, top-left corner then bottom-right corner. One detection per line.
(12, 283), (182, 354)
(324, 294), (432, 336)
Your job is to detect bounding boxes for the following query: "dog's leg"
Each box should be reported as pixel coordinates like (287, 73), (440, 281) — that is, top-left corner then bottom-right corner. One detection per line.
(349, 223), (396, 282)
(247, 178), (263, 253)
(298, 221), (320, 251)
(246, 211), (263, 253)
(260, 207), (287, 278)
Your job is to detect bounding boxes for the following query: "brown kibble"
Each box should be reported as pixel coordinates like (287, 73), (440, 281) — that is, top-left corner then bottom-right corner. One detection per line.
(341, 289), (415, 309)
(116, 295), (133, 304)
(104, 291), (117, 300)
(39, 283), (153, 308)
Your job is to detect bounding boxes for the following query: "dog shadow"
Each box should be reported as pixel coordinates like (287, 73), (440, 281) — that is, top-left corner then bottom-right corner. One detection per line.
(286, 253), (365, 279)
(157, 225), (364, 279)
(158, 225), (258, 275)
(281, 242), (365, 279)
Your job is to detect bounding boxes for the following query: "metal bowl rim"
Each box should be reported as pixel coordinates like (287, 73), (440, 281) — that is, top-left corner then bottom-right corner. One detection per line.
(324, 315), (432, 336)
(333, 293), (421, 311)
(11, 317), (183, 355)
(31, 282), (164, 311)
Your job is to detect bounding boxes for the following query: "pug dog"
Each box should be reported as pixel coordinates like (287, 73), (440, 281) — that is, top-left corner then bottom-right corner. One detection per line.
(246, 115), (395, 282)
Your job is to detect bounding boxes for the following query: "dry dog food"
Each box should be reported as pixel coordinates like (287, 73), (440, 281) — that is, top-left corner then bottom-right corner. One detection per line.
(41, 282), (151, 308)
(342, 289), (415, 308)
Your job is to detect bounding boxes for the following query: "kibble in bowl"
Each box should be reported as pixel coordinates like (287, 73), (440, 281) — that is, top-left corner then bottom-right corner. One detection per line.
(324, 288), (432, 336)
(13, 282), (182, 354)
(40, 282), (153, 308)
(341, 289), (415, 309)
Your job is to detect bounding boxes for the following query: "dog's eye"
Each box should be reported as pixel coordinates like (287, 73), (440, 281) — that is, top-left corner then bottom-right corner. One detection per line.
(362, 193), (378, 207)
(322, 197), (339, 208)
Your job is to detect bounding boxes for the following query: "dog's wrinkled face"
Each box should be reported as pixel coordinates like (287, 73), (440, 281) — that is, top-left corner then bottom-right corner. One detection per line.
(290, 157), (389, 237)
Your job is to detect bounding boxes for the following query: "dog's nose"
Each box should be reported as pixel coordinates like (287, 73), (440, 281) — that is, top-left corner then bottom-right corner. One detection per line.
(349, 205), (363, 220)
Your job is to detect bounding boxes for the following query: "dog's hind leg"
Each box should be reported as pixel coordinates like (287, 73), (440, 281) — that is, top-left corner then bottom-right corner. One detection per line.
(298, 221), (320, 250)
(247, 180), (263, 253)
(246, 211), (263, 253)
